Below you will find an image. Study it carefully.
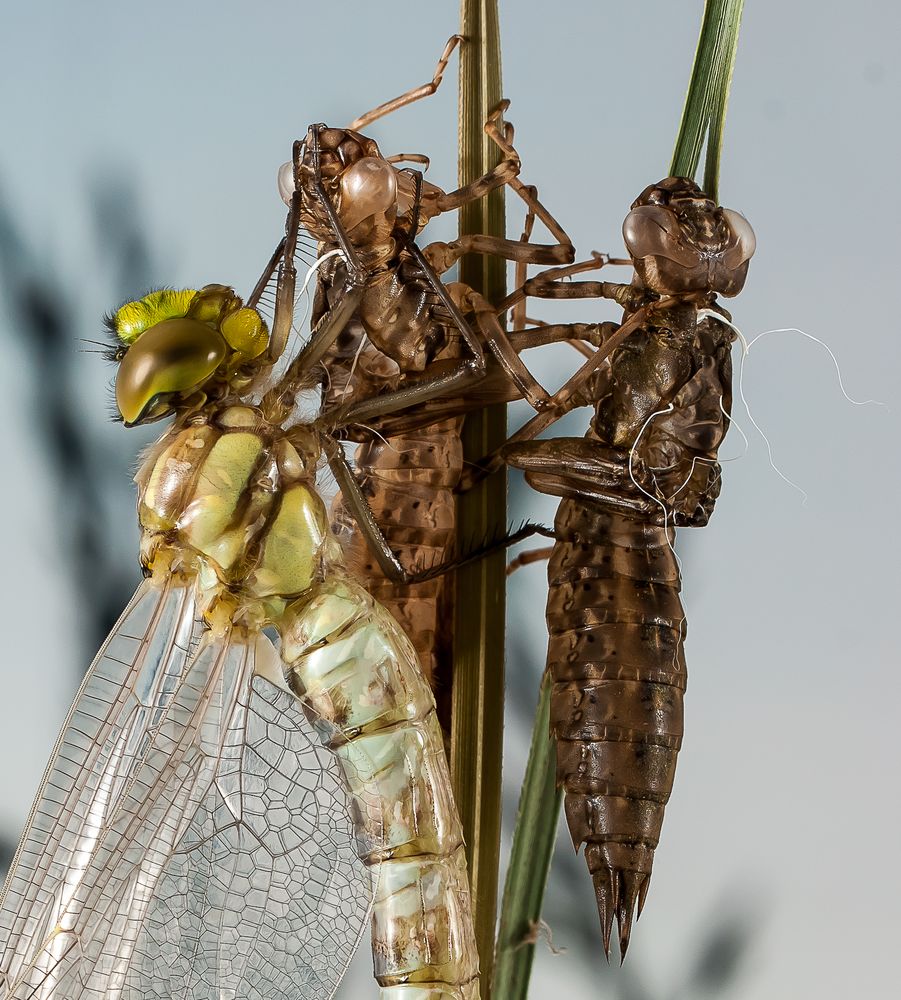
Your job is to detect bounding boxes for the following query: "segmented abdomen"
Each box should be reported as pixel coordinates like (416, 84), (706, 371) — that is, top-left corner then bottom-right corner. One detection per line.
(546, 497), (686, 954)
(340, 418), (463, 691)
(281, 573), (478, 1000)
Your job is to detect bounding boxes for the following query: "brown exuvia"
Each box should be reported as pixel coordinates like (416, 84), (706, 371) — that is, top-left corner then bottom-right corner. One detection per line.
(283, 46), (573, 694)
(504, 177), (755, 958)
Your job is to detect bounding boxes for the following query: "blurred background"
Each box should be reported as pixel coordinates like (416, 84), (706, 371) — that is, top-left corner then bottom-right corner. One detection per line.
(0, 1), (898, 997)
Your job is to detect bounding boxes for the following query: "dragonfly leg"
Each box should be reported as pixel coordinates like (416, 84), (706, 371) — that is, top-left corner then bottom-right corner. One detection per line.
(326, 440), (410, 582)
(264, 130), (372, 404)
(503, 438), (662, 519)
(246, 236), (286, 311)
(267, 175), (302, 365)
(456, 302), (661, 493)
(400, 522), (556, 584)
(317, 358), (484, 434)
(346, 35), (463, 131)
(434, 155), (521, 213)
(506, 545), (554, 576)
(508, 320), (619, 355)
(446, 282), (551, 408)
(484, 101), (576, 249)
(498, 251), (636, 316)
(422, 232), (573, 274)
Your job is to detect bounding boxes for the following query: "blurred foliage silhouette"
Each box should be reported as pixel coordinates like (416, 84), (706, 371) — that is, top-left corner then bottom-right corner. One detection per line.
(0, 173), (162, 879)
(0, 175), (159, 656)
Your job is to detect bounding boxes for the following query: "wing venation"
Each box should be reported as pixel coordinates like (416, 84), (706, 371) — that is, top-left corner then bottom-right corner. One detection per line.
(0, 583), (370, 1000)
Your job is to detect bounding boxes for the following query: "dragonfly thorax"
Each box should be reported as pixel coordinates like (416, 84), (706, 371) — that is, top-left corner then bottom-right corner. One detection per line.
(135, 403), (342, 628)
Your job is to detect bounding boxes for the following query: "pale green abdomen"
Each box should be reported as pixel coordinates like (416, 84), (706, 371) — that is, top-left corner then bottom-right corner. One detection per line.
(281, 575), (479, 996)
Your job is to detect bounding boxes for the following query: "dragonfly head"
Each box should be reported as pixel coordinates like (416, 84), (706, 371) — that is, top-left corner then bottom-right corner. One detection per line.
(278, 126), (401, 241)
(623, 177), (755, 298)
(106, 286), (269, 425)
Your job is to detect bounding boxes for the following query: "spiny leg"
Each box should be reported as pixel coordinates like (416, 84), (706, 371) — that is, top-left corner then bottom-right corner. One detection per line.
(347, 34), (463, 131)
(280, 149), (511, 411)
(247, 237), (286, 311)
(262, 131), (371, 415)
(267, 150), (303, 365)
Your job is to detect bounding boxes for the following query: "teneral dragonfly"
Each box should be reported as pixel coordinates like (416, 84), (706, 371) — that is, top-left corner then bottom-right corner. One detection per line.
(0, 159), (485, 1000)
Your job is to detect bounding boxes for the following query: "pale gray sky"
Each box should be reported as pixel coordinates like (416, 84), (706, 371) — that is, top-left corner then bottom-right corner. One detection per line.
(0, 2), (898, 998)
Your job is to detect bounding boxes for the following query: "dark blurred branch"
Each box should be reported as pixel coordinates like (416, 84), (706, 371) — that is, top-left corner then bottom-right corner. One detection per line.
(0, 177), (159, 661)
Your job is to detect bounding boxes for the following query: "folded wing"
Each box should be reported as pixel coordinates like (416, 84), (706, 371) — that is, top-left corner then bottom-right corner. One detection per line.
(0, 579), (370, 1000)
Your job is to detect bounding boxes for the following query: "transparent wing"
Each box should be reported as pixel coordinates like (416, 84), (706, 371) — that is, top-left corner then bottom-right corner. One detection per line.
(0, 577), (201, 993)
(125, 636), (372, 1000)
(0, 588), (371, 1000)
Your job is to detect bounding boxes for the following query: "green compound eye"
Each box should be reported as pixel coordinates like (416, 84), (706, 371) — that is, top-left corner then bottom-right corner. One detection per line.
(110, 289), (200, 345)
(110, 286), (271, 424)
(115, 317), (227, 425)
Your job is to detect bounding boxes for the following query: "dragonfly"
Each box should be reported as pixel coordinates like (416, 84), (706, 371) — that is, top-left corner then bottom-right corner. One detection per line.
(0, 137), (499, 1000)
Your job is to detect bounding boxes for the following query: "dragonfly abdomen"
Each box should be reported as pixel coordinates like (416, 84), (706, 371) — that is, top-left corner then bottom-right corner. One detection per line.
(546, 497), (686, 956)
(281, 574), (479, 998)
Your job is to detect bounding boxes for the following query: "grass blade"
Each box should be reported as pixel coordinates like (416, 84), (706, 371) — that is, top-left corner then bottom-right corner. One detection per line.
(492, 670), (562, 997)
(670, 0), (746, 200)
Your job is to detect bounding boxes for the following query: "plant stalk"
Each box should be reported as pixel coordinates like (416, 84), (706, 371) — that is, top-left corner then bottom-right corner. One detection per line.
(451, 0), (507, 994)
(494, 4), (748, 998)
(670, 0), (745, 201)
(492, 671), (561, 998)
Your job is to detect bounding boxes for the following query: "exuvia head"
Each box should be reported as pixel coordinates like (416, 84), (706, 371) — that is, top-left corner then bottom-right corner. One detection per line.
(277, 125), (401, 238)
(622, 177), (756, 297)
(106, 285), (269, 425)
